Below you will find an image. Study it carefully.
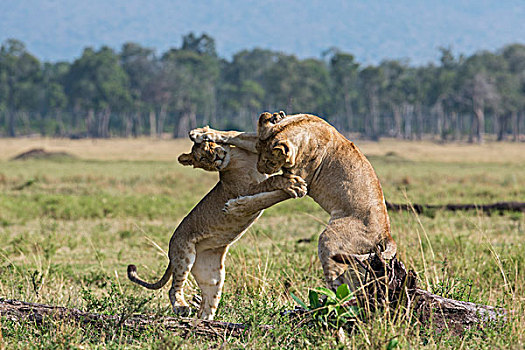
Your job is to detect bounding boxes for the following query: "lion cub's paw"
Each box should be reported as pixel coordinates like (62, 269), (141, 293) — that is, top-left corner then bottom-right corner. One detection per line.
(189, 126), (209, 143)
(189, 126), (224, 143)
(223, 196), (250, 216)
(173, 305), (191, 317)
(282, 174), (308, 198)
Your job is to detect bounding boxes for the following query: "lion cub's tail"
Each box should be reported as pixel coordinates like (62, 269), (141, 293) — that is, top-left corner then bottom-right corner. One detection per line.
(127, 263), (173, 290)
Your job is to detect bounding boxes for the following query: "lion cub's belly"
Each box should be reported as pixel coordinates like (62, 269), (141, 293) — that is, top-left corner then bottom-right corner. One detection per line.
(196, 211), (263, 251)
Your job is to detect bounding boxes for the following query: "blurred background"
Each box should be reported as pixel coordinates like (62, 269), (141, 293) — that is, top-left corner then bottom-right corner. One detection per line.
(0, 0), (524, 142)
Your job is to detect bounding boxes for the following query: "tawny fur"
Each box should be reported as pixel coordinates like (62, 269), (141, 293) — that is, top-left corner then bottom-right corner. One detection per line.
(189, 113), (397, 292)
(127, 141), (306, 320)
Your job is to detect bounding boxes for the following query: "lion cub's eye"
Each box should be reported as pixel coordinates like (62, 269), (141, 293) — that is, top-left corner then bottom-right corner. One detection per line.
(199, 157), (207, 162)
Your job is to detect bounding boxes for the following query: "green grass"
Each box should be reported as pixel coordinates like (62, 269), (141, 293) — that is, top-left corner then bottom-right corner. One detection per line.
(0, 142), (524, 349)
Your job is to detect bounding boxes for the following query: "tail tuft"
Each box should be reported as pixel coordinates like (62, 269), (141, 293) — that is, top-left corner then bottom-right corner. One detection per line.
(126, 262), (173, 290)
(127, 264), (137, 279)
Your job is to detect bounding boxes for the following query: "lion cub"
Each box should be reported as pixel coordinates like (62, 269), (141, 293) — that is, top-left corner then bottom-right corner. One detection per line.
(127, 140), (306, 320)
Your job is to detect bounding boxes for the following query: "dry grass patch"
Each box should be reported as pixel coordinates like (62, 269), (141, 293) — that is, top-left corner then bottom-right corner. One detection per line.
(358, 138), (525, 164)
(0, 137), (192, 161)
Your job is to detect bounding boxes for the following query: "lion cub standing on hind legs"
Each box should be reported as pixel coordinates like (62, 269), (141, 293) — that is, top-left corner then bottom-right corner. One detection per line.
(190, 111), (397, 294)
(127, 140), (306, 320)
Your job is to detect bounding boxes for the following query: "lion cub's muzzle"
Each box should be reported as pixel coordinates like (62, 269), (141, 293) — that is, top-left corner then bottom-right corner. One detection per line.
(201, 142), (230, 171)
(179, 142), (231, 172)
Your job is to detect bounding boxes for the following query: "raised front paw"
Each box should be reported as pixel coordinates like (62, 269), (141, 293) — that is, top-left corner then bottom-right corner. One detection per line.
(223, 196), (250, 216)
(189, 126), (209, 143)
(189, 126), (224, 143)
(281, 174), (307, 198)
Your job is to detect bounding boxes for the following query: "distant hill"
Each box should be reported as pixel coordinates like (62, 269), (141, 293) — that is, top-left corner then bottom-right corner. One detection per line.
(1, 0), (524, 64)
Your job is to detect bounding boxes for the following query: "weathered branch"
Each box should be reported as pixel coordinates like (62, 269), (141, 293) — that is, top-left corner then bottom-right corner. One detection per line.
(386, 201), (525, 213)
(345, 255), (507, 336)
(0, 299), (273, 338)
(411, 288), (506, 334)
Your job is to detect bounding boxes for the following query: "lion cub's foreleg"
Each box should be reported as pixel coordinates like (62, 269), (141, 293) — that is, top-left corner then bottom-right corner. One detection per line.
(168, 241), (196, 316)
(223, 175), (307, 216)
(191, 247), (228, 320)
(249, 174), (308, 198)
(189, 127), (258, 153)
(223, 191), (289, 216)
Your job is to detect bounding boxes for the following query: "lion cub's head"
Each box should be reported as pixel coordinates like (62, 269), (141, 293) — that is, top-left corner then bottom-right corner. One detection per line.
(178, 141), (231, 171)
(256, 111), (297, 174)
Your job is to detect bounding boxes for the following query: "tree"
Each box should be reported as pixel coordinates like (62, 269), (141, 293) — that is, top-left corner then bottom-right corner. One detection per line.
(262, 54), (300, 113)
(458, 52), (501, 143)
(292, 58), (331, 116)
(380, 60), (408, 138)
(501, 44), (525, 141)
(181, 33), (217, 57)
(219, 49), (276, 129)
(359, 66), (385, 140)
(41, 62), (69, 135)
(329, 51), (360, 131)
(0, 39), (42, 136)
(120, 43), (156, 136)
(160, 33), (220, 137)
(65, 46), (131, 137)
(431, 48), (460, 140)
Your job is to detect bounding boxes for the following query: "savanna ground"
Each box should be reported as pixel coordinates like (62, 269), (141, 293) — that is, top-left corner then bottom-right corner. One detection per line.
(0, 137), (524, 349)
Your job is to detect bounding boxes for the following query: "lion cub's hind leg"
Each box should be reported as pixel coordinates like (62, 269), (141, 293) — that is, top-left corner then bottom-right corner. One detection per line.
(318, 218), (377, 293)
(191, 246), (228, 320)
(168, 242), (196, 316)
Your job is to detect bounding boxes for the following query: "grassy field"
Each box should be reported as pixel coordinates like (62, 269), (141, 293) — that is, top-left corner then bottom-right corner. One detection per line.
(0, 137), (524, 349)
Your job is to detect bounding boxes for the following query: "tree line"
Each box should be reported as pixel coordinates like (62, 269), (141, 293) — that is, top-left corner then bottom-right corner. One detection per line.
(1, 34), (524, 142)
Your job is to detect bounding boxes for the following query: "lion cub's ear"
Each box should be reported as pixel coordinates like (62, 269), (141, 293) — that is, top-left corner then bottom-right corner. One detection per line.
(258, 112), (276, 140)
(274, 111), (286, 122)
(272, 140), (296, 167)
(258, 112), (273, 127)
(178, 153), (194, 166)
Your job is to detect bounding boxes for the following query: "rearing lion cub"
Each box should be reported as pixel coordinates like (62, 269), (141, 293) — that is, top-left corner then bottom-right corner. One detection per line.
(127, 140), (306, 320)
(190, 112), (397, 292)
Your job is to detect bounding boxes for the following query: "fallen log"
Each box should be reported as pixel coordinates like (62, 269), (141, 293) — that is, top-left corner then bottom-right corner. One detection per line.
(341, 255), (507, 336)
(411, 288), (506, 335)
(386, 201), (525, 213)
(0, 299), (273, 338)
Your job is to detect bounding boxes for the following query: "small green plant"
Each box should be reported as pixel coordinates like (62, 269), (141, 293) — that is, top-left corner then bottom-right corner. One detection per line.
(386, 337), (399, 350)
(291, 284), (360, 329)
